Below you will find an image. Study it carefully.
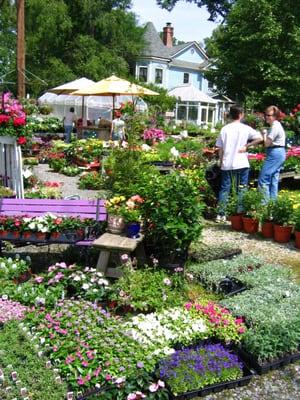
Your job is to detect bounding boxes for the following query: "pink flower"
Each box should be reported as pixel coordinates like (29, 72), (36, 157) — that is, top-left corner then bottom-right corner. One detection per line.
(77, 376), (85, 385)
(184, 302), (193, 310)
(149, 383), (159, 392)
(34, 276), (44, 283)
(105, 374), (112, 381)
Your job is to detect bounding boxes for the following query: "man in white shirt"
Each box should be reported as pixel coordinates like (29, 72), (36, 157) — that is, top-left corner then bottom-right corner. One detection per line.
(63, 107), (77, 143)
(215, 106), (262, 221)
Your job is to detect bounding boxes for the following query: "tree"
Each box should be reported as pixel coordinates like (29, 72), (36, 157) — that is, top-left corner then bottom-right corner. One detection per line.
(204, 0), (300, 110)
(1, 0), (145, 96)
(23, 0), (145, 96)
(156, 0), (235, 20)
(0, 0), (17, 90)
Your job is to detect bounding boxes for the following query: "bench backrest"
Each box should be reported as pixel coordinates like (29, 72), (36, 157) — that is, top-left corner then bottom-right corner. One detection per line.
(0, 198), (107, 221)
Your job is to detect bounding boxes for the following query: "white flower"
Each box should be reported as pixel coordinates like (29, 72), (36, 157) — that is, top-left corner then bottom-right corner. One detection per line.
(163, 278), (171, 286)
(170, 146), (179, 158)
(73, 275), (81, 281)
(141, 144), (151, 151)
(82, 283), (90, 290)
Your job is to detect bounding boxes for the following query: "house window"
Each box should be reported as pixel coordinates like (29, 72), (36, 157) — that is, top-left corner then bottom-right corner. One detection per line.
(155, 68), (163, 84)
(183, 73), (189, 84)
(139, 67), (148, 82)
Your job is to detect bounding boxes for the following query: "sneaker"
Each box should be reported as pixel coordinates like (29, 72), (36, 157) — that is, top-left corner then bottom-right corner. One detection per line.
(215, 215), (226, 223)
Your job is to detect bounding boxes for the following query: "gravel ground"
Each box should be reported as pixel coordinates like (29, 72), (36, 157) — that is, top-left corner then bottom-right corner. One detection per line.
(28, 164), (300, 399)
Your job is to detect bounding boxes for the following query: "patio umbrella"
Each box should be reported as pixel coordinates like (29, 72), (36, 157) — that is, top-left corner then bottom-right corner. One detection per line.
(71, 74), (159, 116)
(48, 77), (95, 120)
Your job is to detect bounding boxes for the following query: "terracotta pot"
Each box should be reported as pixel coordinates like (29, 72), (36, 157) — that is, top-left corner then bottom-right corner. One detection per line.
(50, 232), (61, 240)
(295, 231), (300, 249)
(273, 224), (293, 243)
(0, 230), (8, 238)
(229, 215), (243, 231)
(11, 231), (21, 239)
(107, 214), (125, 234)
(261, 221), (274, 239)
(242, 217), (259, 234)
(22, 231), (34, 241)
(35, 232), (47, 241)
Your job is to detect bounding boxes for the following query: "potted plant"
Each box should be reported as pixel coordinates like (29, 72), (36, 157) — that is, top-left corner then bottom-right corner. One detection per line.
(23, 215), (50, 241)
(241, 188), (264, 234)
(293, 205), (300, 249)
(0, 215), (22, 239)
(258, 200), (275, 238)
(225, 193), (243, 231)
(118, 195), (144, 238)
(272, 194), (294, 243)
(104, 195), (127, 234)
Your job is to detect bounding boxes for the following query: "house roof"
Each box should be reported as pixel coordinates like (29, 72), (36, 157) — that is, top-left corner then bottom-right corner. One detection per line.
(169, 59), (211, 71)
(142, 22), (208, 62)
(168, 84), (217, 103)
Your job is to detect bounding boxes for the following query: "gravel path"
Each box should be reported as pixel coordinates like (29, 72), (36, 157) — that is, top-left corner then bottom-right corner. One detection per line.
(30, 164), (300, 400)
(32, 163), (103, 199)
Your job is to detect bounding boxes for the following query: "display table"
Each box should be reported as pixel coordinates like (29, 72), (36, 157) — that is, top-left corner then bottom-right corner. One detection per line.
(77, 126), (110, 140)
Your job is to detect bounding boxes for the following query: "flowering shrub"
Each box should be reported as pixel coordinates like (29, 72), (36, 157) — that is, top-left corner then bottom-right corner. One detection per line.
(158, 343), (243, 395)
(0, 92), (31, 144)
(272, 193), (294, 226)
(0, 215), (22, 231)
(142, 128), (165, 143)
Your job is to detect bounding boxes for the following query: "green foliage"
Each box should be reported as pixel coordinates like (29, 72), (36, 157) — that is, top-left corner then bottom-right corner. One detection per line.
(156, 0), (234, 21)
(188, 241), (241, 263)
(272, 193), (294, 226)
(205, 0), (300, 109)
(109, 266), (188, 312)
(0, 256), (30, 280)
(0, 321), (68, 400)
(240, 188), (264, 219)
(78, 171), (104, 190)
(140, 170), (205, 258)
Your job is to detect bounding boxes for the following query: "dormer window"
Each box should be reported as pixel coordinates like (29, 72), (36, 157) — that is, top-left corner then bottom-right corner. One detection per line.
(183, 73), (189, 84)
(139, 67), (148, 82)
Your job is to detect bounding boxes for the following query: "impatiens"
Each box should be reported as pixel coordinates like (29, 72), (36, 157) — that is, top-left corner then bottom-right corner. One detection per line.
(0, 298), (27, 323)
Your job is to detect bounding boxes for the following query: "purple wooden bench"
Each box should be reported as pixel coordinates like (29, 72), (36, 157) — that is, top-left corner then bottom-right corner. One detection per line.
(0, 198), (107, 248)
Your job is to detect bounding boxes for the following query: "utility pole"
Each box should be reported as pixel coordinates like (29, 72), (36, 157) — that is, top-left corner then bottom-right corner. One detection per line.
(17, 0), (25, 98)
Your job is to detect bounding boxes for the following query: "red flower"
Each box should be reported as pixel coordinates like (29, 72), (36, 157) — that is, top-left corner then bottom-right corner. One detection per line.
(0, 114), (11, 124)
(17, 136), (27, 145)
(297, 104), (300, 110)
(13, 117), (26, 126)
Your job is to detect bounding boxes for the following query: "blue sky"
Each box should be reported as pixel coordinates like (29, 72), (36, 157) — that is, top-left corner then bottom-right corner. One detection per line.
(131, 0), (219, 43)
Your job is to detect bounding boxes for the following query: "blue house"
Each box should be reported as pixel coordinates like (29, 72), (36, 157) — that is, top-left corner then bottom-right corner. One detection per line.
(135, 22), (231, 126)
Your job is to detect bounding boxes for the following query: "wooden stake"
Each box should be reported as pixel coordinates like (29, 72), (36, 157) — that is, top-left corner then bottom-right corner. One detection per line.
(17, 0), (25, 98)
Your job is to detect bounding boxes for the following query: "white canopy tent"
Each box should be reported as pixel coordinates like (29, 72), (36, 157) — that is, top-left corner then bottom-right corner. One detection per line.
(38, 91), (148, 122)
(168, 84), (218, 126)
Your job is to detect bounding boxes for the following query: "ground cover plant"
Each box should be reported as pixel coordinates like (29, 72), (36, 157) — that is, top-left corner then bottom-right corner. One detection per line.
(0, 321), (68, 400)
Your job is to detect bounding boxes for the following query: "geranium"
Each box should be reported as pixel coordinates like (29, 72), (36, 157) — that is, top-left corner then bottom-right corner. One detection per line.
(0, 91), (31, 143)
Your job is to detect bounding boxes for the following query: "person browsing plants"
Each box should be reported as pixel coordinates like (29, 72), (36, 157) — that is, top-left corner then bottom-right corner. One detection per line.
(215, 105), (263, 222)
(258, 105), (286, 202)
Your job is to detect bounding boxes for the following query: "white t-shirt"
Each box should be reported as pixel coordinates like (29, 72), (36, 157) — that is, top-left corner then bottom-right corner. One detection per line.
(267, 120), (285, 146)
(64, 111), (77, 126)
(216, 121), (261, 170)
(112, 118), (125, 135)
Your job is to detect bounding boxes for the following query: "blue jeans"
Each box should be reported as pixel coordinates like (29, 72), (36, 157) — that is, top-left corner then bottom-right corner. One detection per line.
(64, 125), (73, 143)
(258, 147), (286, 201)
(218, 168), (249, 216)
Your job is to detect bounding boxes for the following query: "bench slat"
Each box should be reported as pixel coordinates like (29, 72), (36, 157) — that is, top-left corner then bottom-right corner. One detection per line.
(0, 211), (107, 220)
(0, 204), (106, 214)
(0, 198), (105, 206)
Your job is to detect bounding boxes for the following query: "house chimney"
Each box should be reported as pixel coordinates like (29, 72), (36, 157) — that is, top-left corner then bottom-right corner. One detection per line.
(163, 22), (173, 47)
